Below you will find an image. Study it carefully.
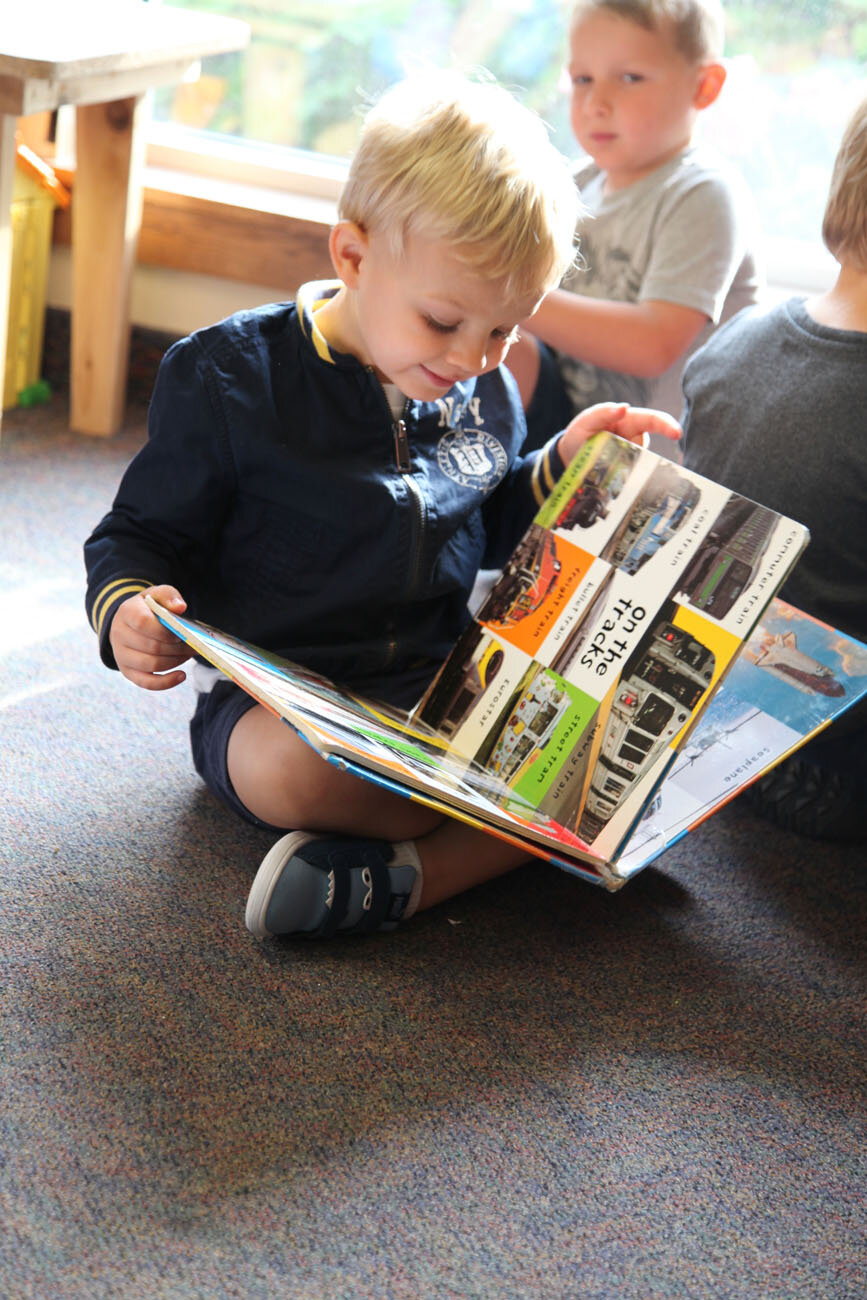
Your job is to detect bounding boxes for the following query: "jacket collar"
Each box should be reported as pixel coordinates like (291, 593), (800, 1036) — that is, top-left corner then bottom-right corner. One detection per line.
(297, 280), (344, 363)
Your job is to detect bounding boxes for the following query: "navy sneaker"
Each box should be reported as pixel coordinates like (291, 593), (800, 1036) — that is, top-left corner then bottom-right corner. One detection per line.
(245, 831), (423, 940)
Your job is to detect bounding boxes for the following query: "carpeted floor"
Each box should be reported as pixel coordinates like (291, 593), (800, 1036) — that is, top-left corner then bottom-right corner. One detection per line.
(1, 400), (865, 1299)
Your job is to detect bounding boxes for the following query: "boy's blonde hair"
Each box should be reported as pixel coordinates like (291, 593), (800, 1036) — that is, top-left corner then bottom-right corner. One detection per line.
(569, 0), (725, 63)
(338, 72), (579, 299)
(822, 98), (867, 272)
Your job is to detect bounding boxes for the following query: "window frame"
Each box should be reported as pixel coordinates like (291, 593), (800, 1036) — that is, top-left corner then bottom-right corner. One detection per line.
(142, 118), (837, 296)
(38, 82), (839, 318)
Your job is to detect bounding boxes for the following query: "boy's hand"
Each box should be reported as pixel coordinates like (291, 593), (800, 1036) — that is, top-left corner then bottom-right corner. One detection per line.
(558, 401), (682, 465)
(109, 585), (191, 691)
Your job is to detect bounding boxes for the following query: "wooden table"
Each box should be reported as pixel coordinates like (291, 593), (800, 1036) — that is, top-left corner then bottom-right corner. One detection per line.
(0, 2), (249, 435)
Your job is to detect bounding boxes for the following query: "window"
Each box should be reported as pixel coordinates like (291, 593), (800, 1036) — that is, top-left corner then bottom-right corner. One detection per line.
(151, 0), (866, 280)
(152, 0), (571, 162)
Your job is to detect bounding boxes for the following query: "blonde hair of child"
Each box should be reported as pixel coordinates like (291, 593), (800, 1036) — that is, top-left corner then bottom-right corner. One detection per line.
(822, 97), (867, 272)
(569, 0), (725, 63)
(338, 72), (579, 300)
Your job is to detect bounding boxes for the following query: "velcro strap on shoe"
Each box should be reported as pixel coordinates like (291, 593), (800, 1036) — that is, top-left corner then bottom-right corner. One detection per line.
(355, 858), (393, 934)
(316, 864), (351, 940)
(312, 838), (395, 938)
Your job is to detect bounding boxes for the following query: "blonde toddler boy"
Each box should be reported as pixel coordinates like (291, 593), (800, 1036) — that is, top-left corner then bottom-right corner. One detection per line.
(85, 73), (678, 941)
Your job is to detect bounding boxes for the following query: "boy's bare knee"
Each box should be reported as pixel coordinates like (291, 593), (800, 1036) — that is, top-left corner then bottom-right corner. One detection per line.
(226, 701), (444, 838)
(227, 704), (333, 827)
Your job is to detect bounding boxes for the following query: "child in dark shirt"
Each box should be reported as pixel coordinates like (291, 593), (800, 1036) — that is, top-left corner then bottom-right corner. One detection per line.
(85, 73), (679, 941)
(681, 97), (867, 842)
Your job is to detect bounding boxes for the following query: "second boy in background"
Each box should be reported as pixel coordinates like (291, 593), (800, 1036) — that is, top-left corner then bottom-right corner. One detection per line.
(511, 0), (762, 452)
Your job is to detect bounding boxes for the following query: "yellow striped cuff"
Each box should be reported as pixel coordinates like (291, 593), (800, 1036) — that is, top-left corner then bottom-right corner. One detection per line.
(92, 578), (154, 638)
(530, 439), (562, 507)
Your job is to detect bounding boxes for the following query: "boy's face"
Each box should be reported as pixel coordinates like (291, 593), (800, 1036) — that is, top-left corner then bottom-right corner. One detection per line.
(568, 9), (714, 191)
(330, 225), (542, 401)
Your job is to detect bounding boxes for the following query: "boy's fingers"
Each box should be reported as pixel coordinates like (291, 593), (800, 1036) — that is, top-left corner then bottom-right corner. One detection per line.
(117, 589), (186, 642)
(580, 401), (628, 422)
(116, 638), (190, 667)
(115, 616), (183, 659)
(612, 405), (682, 440)
(144, 584), (187, 612)
(120, 665), (187, 692)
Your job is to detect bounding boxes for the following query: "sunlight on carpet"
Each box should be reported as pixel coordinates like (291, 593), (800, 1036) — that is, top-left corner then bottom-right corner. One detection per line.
(0, 578), (86, 656)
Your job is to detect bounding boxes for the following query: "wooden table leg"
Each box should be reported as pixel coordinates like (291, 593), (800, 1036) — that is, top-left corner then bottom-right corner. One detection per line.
(71, 95), (146, 436)
(0, 113), (18, 434)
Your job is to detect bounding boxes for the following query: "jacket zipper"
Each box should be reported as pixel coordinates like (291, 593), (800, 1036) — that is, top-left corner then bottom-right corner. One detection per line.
(392, 406), (427, 596)
(393, 417), (412, 473)
(373, 381), (428, 663)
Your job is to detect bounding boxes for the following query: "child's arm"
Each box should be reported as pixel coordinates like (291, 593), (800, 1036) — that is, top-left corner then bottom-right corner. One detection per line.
(557, 401), (681, 465)
(109, 585), (191, 691)
(528, 165), (757, 379)
(527, 289), (708, 378)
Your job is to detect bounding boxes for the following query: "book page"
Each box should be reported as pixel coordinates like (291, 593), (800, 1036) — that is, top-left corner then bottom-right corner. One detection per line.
(144, 430), (814, 882)
(143, 596), (612, 880)
(614, 598), (867, 877)
(415, 433), (810, 862)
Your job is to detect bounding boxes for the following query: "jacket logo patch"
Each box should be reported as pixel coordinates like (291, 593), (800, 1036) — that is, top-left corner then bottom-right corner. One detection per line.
(437, 428), (507, 492)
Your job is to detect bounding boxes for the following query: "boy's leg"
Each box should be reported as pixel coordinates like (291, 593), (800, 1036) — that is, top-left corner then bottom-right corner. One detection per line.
(227, 701), (443, 839)
(245, 818), (530, 940)
(744, 715), (867, 844)
(412, 816), (531, 909)
(228, 703), (531, 938)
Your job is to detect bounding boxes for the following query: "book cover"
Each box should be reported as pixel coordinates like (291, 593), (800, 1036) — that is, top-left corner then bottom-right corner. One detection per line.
(615, 598), (867, 877)
(144, 433), (863, 889)
(414, 433), (811, 864)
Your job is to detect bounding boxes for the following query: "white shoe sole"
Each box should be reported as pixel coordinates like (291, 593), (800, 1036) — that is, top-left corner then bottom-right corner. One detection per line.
(244, 830), (320, 939)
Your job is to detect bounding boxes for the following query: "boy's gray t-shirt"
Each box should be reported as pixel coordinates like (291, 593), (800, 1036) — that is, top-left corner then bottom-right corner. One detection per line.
(556, 145), (763, 418)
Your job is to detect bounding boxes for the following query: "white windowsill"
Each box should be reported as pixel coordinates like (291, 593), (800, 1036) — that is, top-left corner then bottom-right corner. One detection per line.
(46, 248), (289, 336)
(146, 121), (348, 201)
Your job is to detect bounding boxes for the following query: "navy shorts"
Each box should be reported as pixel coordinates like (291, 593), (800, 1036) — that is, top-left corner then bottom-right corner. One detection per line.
(189, 679), (284, 830)
(522, 342), (574, 453)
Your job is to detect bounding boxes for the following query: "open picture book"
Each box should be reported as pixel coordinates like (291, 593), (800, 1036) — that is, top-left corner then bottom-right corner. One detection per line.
(146, 432), (867, 890)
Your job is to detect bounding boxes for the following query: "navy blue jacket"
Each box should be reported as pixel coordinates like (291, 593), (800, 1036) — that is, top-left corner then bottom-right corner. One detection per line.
(84, 284), (565, 706)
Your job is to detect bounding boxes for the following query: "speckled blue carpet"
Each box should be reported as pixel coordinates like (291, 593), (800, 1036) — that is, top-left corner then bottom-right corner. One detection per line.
(1, 402), (865, 1300)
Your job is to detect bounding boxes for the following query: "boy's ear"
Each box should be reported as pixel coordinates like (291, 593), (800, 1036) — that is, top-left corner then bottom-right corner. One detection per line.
(694, 61), (726, 110)
(329, 220), (369, 288)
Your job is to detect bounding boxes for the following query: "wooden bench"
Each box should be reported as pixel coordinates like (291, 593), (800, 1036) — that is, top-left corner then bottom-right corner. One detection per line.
(0, 1), (249, 435)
